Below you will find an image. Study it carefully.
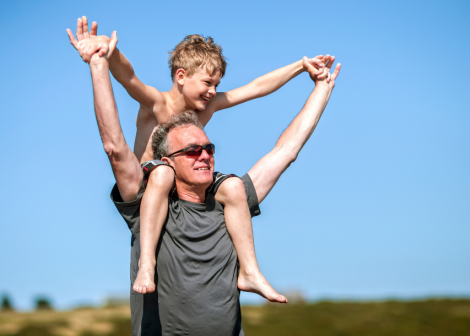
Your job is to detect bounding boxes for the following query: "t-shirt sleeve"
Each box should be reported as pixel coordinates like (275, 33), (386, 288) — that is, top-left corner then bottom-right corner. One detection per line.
(110, 160), (169, 234)
(110, 183), (145, 234)
(241, 173), (261, 218)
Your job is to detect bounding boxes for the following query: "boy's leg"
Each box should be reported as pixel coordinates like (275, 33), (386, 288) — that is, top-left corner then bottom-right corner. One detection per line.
(215, 177), (287, 303)
(133, 165), (175, 294)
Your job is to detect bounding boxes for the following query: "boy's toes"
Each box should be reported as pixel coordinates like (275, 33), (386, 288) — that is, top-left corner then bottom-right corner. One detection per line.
(277, 295), (288, 303)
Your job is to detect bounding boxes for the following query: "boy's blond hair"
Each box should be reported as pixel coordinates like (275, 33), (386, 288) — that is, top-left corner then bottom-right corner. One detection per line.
(169, 34), (227, 80)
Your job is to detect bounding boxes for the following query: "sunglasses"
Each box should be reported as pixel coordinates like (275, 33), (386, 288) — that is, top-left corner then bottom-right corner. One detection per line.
(167, 143), (216, 158)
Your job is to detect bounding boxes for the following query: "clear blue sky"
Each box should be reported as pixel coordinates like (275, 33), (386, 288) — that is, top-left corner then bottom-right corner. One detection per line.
(1, 0), (469, 310)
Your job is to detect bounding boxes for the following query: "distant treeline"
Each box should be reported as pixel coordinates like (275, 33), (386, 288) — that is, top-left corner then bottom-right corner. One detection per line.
(1, 295), (53, 312)
(1, 299), (470, 336)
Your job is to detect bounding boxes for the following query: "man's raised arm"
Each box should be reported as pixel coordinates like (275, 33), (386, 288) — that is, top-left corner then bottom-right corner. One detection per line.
(248, 56), (341, 204)
(88, 32), (143, 202)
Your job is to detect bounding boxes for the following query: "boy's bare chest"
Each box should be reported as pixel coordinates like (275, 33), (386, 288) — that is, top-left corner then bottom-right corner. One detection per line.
(133, 102), (214, 163)
(133, 104), (175, 163)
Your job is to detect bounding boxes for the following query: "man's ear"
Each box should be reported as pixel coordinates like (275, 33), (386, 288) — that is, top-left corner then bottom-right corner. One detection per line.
(175, 68), (186, 86)
(161, 157), (174, 167)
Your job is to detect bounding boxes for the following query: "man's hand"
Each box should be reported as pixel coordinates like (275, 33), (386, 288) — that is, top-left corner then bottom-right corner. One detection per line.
(303, 55), (341, 89)
(66, 16), (97, 49)
(66, 16), (113, 63)
(88, 31), (118, 66)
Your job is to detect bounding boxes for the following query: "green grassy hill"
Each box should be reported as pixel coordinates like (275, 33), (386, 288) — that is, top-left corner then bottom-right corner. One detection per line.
(1, 299), (470, 336)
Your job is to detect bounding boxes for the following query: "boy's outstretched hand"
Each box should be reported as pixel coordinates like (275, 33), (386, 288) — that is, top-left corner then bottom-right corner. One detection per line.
(303, 55), (341, 89)
(66, 16), (114, 63)
(302, 55), (327, 78)
(89, 31), (118, 64)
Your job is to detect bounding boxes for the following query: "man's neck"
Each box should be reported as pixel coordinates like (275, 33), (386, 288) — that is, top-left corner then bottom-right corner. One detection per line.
(175, 181), (209, 203)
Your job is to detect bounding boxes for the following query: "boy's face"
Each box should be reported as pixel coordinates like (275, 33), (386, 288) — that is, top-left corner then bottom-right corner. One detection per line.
(179, 67), (221, 111)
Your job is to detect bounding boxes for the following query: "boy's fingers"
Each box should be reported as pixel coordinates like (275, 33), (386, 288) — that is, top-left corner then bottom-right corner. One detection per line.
(309, 58), (324, 69)
(98, 44), (109, 57)
(302, 56), (313, 71)
(82, 16), (89, 38)
(91, 21), (98, 36)
(303, 56), (324, 78)
(66, 29), (78, 48)
(76, 18), (83, 41)
(317, 71), (328, 80)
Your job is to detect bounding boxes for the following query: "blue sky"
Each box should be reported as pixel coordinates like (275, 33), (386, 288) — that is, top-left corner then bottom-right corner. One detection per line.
(1, 0), (469, 310)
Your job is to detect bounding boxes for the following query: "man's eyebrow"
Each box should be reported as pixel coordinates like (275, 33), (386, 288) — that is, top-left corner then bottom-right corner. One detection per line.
(184, 142), (211, 147)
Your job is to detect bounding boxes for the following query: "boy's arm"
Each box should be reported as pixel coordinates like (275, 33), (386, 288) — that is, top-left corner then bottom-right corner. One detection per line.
(208, 56), (326, 112)
(107, 48), (163, 108)
(67, 17), (163, 109)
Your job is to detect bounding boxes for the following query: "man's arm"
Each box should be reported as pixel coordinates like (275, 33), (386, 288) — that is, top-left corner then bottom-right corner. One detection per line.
(88, 32), (143, 202)
(67, 17), (163, 109)
(248, 57), (341, 204)
(208, 56), (326, 113)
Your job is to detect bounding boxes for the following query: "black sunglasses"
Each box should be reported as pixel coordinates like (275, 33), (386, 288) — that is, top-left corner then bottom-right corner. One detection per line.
(167, 143), (216, 158)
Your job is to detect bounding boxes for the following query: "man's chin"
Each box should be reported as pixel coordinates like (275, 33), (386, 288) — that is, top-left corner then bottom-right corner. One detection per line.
(192, 169), (213, 184)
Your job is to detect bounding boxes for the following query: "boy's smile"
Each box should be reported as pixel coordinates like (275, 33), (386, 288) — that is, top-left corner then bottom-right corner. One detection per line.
(179, 67), (221, 111)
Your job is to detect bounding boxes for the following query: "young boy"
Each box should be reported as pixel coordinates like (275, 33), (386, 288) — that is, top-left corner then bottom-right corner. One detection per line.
(67, 17), (327, 303)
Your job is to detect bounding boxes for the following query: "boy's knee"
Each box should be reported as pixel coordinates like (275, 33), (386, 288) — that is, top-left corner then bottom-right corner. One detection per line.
(148, 165), (175, 187)
(218, 177), (246, 202)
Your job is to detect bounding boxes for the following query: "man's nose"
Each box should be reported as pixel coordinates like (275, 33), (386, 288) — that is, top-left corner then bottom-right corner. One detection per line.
(208, 86), (216, 95)
(198, 149), (211, 161)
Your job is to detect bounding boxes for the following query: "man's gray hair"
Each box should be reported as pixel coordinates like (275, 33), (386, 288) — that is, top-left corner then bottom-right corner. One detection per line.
(152, 111), (204, 160)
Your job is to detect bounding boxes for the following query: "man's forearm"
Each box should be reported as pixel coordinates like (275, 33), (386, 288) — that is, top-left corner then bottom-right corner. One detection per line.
(274, 82), (331, 156)
(247, 82), (332, 204)
(90, 61), (127, 152)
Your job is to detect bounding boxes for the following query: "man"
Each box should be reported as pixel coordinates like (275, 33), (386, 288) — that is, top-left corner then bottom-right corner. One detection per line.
(87, 33), (340, 335)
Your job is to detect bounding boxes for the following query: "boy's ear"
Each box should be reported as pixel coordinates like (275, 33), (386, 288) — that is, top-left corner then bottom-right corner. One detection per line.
(175, 68), (186, 85)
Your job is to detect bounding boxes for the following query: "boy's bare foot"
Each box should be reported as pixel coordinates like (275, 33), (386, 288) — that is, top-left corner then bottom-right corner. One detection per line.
(132, 260), (156, 294)
(238, 270), (288, 303)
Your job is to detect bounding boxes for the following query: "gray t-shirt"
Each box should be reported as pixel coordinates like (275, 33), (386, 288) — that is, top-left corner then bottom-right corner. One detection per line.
(111, 165), (261, 336)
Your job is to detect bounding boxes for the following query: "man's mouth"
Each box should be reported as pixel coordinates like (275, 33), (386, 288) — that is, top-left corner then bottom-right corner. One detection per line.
(200, 95), (211, 102)
(195, 167), (210, 171)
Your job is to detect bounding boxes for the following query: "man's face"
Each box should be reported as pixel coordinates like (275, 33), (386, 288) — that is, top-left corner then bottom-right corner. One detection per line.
(181, 67), (221, 111)
(166, 125), (214, 188)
